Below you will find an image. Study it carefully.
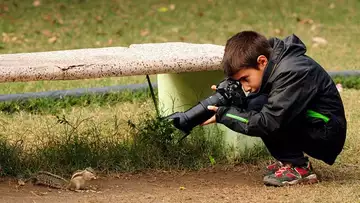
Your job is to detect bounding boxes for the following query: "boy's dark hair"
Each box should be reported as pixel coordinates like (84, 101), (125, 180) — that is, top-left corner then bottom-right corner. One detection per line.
(222, 31), (272, 77)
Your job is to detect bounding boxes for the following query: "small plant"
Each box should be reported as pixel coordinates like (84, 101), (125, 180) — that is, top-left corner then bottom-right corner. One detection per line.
(127, 113), (227, 170)
(0, 136), (26, 176)
(209, 155), (216, 166)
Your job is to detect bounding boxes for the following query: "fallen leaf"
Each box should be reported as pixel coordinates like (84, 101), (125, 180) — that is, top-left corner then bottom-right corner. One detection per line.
(0, 4), (9, 12)
(179, 186), (186, 190)
(55, 15), (64, 25)
(329, 3), (335, 9)
(107, 38), (113, 45)
(157, 7), (168, 12)
(57, 18), (64, 25)
(312, 36), (328, 45)
(179, 36), (185, 41)
(169, 4), (175, 10)
(140, 29), (149, 36)
(42, 14), (52, 22)
(48, 36), (57, 43)
(33, 0), (41, 7)
(2, 32), (10, 43)
(95, 41), (101, 46)
(41, 30), (52, 37)
(95, 15), (103, 23)
(274, 28), (283, 35)
(198, 12), (204, 17)
(296, 17), (314, 24)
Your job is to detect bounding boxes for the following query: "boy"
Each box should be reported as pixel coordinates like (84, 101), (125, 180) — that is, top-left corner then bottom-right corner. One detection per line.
(202, 31), (347, 187)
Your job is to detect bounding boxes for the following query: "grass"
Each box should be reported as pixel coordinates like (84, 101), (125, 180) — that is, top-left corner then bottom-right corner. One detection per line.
(1, 0), (360, 92)
(0, 99), (231, 177)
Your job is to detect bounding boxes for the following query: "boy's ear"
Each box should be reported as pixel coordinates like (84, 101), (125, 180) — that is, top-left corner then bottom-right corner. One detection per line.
(257, 55), (268, 70)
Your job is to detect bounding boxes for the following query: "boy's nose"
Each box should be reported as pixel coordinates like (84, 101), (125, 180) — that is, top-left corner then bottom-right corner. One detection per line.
(241, 85), (251, 94)
(243, 86), (251, 92)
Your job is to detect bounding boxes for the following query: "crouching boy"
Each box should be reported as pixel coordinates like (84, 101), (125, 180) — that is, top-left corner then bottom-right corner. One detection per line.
(203, 31), (347, 187)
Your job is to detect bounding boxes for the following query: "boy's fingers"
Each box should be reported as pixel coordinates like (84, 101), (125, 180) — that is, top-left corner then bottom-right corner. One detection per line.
(207, 106), (218, 111)
(211, 85), (217, 90)
(201, 115), (216, 126)
(201, 120), (209, 126)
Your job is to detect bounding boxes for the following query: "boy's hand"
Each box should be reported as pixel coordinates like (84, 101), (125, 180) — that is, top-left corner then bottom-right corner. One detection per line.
(201, 84), (218, 126)
(200, 106), (218, 126)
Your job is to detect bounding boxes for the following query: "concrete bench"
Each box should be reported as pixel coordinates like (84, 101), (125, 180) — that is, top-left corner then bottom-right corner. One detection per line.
(0, 43), (261, 152)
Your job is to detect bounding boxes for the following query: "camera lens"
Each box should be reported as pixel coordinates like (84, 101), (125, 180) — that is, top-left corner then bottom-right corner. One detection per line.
(166, 92), (226, 134)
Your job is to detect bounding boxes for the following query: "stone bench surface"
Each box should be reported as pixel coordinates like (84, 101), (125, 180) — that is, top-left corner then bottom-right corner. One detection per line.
(0, 43), (225, 83)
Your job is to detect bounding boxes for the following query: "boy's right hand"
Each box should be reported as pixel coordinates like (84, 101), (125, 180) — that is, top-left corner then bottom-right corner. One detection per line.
(211, 85), (217, 91)
(200, 85), (219, 126)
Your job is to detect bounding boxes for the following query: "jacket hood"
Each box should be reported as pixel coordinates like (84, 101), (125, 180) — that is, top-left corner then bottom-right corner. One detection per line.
(269, 34), (307, 63)
(251, 34), (307, 95)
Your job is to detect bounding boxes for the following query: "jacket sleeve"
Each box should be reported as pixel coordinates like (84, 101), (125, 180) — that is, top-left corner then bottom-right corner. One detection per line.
(215, 69), (318, 137)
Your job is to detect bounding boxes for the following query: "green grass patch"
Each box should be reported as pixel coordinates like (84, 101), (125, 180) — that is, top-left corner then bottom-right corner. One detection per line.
(332, 76), (360, 90)
(0, 113), (237, 177)
(0, 89), (153, 114)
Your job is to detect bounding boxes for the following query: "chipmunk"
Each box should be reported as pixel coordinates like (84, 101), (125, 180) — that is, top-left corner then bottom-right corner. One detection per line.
(24, 167), (97, 191)
(67, 167), (97, 191)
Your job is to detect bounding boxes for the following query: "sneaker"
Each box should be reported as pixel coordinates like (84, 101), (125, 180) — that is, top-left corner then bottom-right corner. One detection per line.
(264, 161), (283, 176)
(263, 161), (319, 187)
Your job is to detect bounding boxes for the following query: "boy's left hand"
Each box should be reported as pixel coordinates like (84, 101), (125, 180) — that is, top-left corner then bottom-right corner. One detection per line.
(200, 105), (218, 126)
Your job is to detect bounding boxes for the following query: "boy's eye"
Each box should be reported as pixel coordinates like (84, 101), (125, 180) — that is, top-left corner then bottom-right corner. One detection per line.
(241, 77), (248, 82)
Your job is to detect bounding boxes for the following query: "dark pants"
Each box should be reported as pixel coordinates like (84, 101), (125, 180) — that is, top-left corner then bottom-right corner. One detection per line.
(246, 94), (345, 166)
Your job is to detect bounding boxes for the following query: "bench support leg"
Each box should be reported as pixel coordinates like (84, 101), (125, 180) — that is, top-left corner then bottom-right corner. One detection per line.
(157, 71), (262, 158)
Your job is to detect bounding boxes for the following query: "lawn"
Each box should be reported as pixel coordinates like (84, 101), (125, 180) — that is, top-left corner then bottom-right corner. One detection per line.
(0, 0), (359, 93)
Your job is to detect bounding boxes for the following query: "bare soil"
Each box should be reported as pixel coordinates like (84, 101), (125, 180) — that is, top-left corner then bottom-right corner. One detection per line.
(1, 164), (359, 203)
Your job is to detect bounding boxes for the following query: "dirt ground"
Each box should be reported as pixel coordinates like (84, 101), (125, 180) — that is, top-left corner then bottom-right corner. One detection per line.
(1, 164), (360, 203)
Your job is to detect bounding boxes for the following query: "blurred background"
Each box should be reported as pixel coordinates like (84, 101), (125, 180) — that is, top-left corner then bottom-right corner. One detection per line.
(1, 0), (359, 93)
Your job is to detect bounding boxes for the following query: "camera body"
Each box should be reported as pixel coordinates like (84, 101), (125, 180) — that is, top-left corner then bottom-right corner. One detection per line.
(165, 78), (247, 135)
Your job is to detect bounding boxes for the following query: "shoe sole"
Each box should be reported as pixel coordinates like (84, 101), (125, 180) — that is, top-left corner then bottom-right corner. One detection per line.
(263, 174), (319, 187)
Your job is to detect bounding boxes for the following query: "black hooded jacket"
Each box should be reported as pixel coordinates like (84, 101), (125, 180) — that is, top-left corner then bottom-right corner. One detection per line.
(216, 34), (346, 162)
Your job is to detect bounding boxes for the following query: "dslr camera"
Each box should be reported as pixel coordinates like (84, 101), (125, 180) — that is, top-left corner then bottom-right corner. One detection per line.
(165, 78), (247, 135)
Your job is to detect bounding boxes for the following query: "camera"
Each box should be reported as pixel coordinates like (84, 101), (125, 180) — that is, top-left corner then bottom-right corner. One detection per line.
(165, 78), (247, 135)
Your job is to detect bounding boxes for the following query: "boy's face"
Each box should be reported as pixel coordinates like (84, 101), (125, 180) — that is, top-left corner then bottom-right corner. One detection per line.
(230, 55), (268, 93)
